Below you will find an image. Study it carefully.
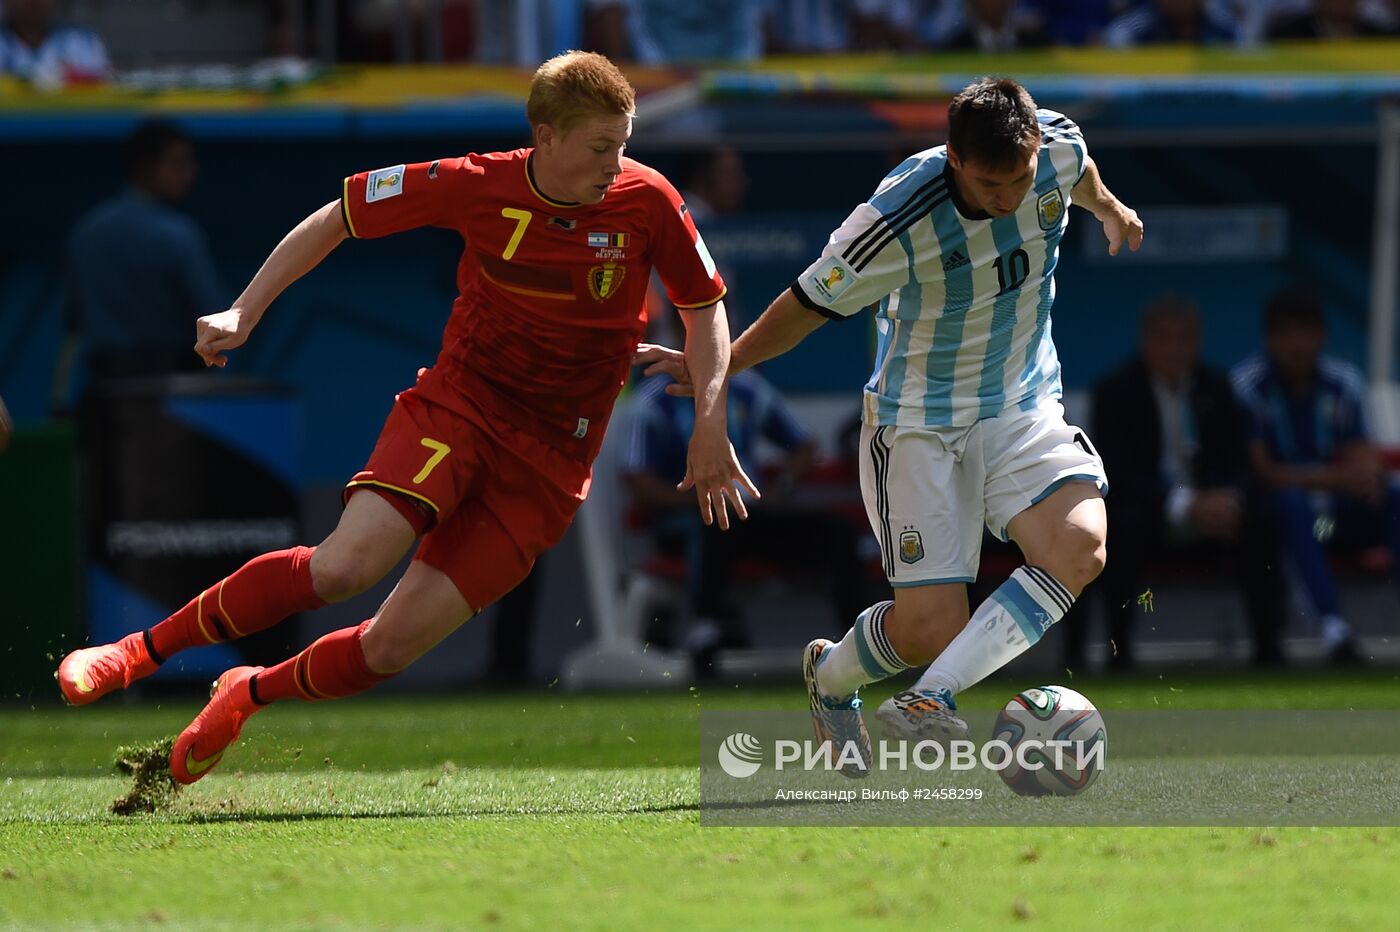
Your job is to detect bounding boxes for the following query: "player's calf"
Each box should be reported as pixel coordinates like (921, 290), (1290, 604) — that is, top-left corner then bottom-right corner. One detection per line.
(169, 621), (398, 783)
(145, 546), (326, 661)
(910, 565), (1077, 704)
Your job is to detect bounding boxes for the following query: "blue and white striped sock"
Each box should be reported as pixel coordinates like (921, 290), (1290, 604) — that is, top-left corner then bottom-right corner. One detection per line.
(915, 566), (1074, 697)
(814, 601), (909, 699)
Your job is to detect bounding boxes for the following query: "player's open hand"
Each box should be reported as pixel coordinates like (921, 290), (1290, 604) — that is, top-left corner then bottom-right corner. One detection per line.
(633, 343), (695, 397)
(679, 423), (761, 530)
(1100, 204), (1144, 257)
(194, 309), (254, 368)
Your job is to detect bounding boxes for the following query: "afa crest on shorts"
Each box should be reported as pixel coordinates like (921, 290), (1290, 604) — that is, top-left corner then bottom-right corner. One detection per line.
(1036, 189), (1065, 231)
(587, 262), (626, 301)
(898, 528), (924, 564)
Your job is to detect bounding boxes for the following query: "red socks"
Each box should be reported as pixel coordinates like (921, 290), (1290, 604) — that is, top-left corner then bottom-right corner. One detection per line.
(146, 546), (325, 661)
(252, 620), (394, 703)
(145, 546), (394, 705)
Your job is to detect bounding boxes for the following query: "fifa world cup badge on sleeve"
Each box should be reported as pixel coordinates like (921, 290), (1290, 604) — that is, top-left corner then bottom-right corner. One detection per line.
(366, 164), (406, 203)
(810, 259), (854, 303)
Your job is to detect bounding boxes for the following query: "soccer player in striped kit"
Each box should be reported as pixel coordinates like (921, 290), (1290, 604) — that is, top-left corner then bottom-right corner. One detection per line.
(640, 77), (1143, 775)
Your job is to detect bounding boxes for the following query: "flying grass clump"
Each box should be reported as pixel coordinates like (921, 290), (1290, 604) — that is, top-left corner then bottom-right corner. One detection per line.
(111, 737), (180, 815)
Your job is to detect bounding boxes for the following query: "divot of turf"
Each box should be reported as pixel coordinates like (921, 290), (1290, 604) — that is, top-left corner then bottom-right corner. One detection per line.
(111, 737), (180, 815)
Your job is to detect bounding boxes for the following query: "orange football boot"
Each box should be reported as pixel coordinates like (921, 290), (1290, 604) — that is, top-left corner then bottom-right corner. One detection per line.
(55, 632), (159, 705)
(170, 666), (264, 785)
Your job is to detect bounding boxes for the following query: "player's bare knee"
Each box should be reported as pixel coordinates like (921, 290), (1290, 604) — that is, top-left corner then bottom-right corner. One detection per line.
(1088, 538), (1108, 582)
(1049, 525), (1106, 594)
(359, 627), (417, 674)
(309, 549), (381, 603)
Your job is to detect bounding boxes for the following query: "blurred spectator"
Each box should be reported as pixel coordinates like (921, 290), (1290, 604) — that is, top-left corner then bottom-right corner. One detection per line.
(646, 146), (750, 345)
(55, 120), (225, 404)
(1232, 288), (1395, 665)
(1064, 296), (1286, 670)
(762, 0), (909, 53)
(1102, 0), (1241, 46)
(0, 0), (109, 86)
(1266, 0), (1397, 38)
(342, 0), (479, 62)
(676, 145), (750, 225)
(1021, 0), (1127, 45)
(586, 0), (764, 63)
(942, 0), (1048, 50)
(623, 370), (867, 673)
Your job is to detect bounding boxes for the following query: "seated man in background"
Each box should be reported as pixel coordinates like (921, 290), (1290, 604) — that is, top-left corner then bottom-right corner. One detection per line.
(1065, 295), (1286, 670)
(1232, 288), (1396, 664)
(942, 0), (1049, 52)
(623, 368), (868, 673)
(1266, 0), (1397, 39)
(1102, 0), (1241, 46)
(585, 0), (764, 63)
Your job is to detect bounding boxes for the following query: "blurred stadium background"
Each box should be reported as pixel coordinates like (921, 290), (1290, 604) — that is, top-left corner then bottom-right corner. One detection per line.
(2, 0), (1399, 701)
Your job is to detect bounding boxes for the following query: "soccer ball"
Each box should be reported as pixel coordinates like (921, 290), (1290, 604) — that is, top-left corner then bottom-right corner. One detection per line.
(990, 685), (1106, 797)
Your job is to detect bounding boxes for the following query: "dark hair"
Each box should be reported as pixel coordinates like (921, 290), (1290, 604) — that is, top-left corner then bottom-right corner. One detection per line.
(947, 77), (1040, 170)
(675, 146), (743, 192)
(124, 120), (189, 178)
(675, 148), (721, 191)
(1264, 287), (1325, 333)
(1141, 293), (1200, 333)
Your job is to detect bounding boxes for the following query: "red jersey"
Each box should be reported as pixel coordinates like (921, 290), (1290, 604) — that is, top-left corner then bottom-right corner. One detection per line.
(340, 150), (726, 463)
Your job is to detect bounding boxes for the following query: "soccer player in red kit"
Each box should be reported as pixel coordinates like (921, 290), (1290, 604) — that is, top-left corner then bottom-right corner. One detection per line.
(54, 51), (757, 784)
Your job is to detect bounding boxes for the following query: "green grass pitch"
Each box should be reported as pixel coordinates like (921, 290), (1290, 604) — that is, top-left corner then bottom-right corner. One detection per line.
(1, 669), (1397, 930)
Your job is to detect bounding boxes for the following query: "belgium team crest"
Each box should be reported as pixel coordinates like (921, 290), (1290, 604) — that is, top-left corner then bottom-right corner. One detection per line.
(587, 262), (626, 301)
(1036, 189), (1065, 231)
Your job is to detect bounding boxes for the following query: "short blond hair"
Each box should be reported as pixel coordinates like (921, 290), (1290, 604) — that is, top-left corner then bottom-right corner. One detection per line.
(527, 51), (636, 133)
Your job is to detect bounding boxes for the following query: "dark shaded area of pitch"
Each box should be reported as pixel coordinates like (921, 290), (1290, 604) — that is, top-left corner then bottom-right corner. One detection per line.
(111, 737), (181, 815)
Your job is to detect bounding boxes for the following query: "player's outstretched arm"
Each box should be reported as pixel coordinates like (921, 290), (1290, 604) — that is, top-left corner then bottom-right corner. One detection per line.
(731, 289), (827, 374)
(677, 301), (761, 530)
(634, 289), (825, 397)
(1071, 156), (1144, 257)
(194, 200), (348, 367)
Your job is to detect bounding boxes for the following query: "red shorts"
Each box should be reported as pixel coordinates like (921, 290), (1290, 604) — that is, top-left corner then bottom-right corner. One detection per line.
(344, 368), (590, 610)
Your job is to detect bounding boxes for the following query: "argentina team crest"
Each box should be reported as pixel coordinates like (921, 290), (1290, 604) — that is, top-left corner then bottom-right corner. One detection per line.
(898, 528), (924, 564)
(587, 262), (626, 301)
(1036, 189), (1065, 231)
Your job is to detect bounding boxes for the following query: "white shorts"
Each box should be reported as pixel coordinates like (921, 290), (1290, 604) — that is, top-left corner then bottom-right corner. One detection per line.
(859, 399), (1108, 587)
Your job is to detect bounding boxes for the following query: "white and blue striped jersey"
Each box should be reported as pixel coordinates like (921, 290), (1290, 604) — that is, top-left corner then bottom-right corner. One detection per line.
(791, 109), (1087, 428)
